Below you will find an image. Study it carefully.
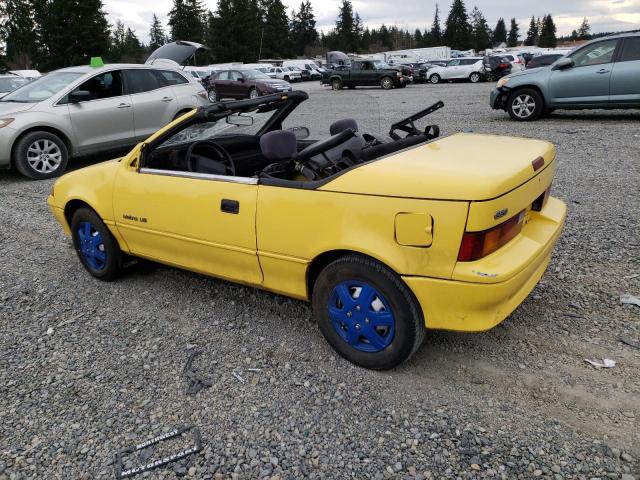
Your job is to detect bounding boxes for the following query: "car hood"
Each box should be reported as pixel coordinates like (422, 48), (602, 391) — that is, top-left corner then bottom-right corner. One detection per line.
(146, 41), (208, 65)
(259, 78), (289, 85)
(0, 101), (38, 115)
(506, 66), (548, 78)
(320, 133), (556, 201)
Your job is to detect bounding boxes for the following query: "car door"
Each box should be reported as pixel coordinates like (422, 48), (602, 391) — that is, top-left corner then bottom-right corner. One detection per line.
(229, 71), (247, 98)
(113, 159), (263, 285)
(443, 59), (460, 79)
(548, 39), (619, 106)
(214, 71), (230, 98)
(124, 68), (176, 141)
(66, 69), (135, 153)
(610, 36), (640, 105)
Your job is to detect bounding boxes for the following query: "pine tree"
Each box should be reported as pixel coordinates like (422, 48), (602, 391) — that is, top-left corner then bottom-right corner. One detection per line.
(443, 0), (471, 50)
(3, 0), (37, 68)
(33, 0), (111, 71)
(168, 0), (205, 43)
(210, 0), (261, 63)
(149, 14), (166, 51)
(492, 17), (507, 46)
(414, 28), (423, 47)
(577, 17), (590, 40)
(334, 0), (357, 52)
(430, 3), (443, 46)
(260, 0), (291, 58)
(470, 7), (490, 52)
(524, 16), (538, 46)
(379, 24), (392, 50)
(538, 14), (557, 48)
(507, 18), (519, 47)
(289, 1), (317, 56)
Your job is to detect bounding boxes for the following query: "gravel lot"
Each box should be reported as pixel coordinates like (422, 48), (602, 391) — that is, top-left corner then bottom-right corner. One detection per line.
(1, 81), (639, 480)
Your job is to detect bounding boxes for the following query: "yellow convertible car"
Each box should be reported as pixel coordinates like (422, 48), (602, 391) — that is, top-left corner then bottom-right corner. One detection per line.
(48, 91), (566, 369)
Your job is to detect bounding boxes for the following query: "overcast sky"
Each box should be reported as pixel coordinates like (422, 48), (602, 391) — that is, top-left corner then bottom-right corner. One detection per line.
(104, 0), (640, 43)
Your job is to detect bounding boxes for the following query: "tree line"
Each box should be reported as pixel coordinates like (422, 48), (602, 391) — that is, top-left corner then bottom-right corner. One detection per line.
(1, 0), (596, 71)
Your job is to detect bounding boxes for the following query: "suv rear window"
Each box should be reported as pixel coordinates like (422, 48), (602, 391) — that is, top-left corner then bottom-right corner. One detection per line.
(619, 37), (640, 62)
(126, 69), (163, 94)
(156, 70), (188, 86)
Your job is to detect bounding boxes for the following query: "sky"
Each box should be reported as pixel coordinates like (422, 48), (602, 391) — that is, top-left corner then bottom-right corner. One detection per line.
(104, 0), (640, 43)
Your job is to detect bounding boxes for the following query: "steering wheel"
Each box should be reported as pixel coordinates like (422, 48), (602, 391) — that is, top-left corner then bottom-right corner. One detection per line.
(186, 140), (236, 176)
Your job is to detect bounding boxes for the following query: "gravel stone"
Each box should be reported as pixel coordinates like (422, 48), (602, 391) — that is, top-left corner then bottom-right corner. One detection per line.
(0, 81), (638, 479)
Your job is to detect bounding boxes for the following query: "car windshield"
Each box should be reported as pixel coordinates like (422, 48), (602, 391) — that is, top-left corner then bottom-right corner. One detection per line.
(1, 71), (84, 103)
(0, 76), (28, 93)
(242, 69), (270, 80)
(160, 109), (274, 148)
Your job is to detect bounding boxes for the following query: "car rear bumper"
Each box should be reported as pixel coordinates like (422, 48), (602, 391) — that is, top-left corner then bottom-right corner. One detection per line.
(403, 196), (567, 332)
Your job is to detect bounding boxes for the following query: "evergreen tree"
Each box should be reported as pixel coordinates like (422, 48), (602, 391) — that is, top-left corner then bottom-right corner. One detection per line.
(470, 6), (491, 52)
(289, 1), (317, 56)
(577, 17), (591, 39)
(168, 0), (205, 43)
(149, 14), (166, 51)
(334, 0), (357, 52)
(507, 18), (519, 47)
(570, 29), (578, 41)
(414, 28), (423, 47)
(379, 24), (392, 50)
(492, 17), (507, 45)
(210, 0), (261, 63)
(443, 0), (471, 50)
(110, 21), (145, 62)
(33, 0), (110, 71)
(538, 14), (557, 47)
(260, 0), (291, 58)
(430, 3), (443, 46)
(3, 0), (37, 68)
(524, 16), (538, 46)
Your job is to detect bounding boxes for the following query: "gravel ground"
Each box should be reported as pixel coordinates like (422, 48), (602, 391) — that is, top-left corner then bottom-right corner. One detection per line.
(1, 81), (639, 480)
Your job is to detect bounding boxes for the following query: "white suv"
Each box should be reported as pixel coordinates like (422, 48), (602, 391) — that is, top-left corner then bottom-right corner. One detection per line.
(427, 58), (485, 84)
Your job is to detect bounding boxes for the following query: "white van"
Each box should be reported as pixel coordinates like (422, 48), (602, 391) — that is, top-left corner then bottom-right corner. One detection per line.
(243, 63), (276, 78)
(282, 60), (321, 80)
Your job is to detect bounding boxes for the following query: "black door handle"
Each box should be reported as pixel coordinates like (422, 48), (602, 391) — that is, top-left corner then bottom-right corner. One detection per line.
(220, 199), (239, 214)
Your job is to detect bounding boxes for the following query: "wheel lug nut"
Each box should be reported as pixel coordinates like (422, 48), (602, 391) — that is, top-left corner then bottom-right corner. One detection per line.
(355, 324), (361, 330)
(365, 318), (370, 323)
(346, 311), (352, 318)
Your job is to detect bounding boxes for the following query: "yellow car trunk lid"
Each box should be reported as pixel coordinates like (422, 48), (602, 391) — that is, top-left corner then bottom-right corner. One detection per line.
(321, 133), (556, 201)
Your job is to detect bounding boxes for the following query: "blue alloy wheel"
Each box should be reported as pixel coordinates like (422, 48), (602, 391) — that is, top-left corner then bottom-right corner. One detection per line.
(328, 280), (395, 352)
(77, 221), (107, 271)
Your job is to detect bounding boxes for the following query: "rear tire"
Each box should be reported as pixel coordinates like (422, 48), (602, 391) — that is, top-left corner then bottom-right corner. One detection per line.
(312, 255), (425, 370)
(70, 207), (123, 281)
(429, 74), (440, 84)
(380, 77), (393, 90)
(13, 131), (69, 180)
(208, 89), (217, 102)
(331, 79), (342, 90)
(507, 88), (543, 121)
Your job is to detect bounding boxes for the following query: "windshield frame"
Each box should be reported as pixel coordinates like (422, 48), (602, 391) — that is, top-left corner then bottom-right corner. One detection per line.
(0, 71), (86, 103)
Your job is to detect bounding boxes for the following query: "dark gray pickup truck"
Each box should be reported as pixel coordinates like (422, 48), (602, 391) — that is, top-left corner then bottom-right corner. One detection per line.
(321, 60), (409, 90)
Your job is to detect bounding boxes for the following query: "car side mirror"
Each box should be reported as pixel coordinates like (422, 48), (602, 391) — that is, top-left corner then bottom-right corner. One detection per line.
(287, 126), (310, 140)
(553, 58), (573, 70)
(68, 90), (92, 103)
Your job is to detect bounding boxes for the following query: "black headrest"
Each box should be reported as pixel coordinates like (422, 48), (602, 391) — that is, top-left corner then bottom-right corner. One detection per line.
(260, 130), (297, 162)
(330, 118), (358, 136)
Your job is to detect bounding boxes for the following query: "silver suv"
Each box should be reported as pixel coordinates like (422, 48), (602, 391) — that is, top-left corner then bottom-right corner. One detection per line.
(0, 61), (208, 179)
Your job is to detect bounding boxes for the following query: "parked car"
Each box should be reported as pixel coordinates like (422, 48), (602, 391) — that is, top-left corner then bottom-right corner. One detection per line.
(47, 91), (566, 370)
(9, 69), (42, 81)
(526, 54), (564, 69)
(183, 66), (215, 86)
(0, 73), (29, 99)
(483, 55), (513, 81)
(0, 42), (209, 179)
(273, 66), (301, 82)
(282, 60), (322, 80)
(401, 63), (427, 82)
(427, 57), (485, 83)
(207, 69), (291, 102)
(500, 54), (526, 72)
(490, 33), (640, 121)
(322, 60), (409, 90)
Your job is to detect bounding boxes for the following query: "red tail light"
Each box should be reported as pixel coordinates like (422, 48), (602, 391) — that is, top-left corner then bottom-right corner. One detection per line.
(457, 211), (525, 262)
(499, 63), (509, 69)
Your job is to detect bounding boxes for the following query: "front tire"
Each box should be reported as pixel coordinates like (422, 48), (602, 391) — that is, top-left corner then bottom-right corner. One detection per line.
(208, 89), (217, 102)
(249, 88), (260, 99)
(380, 77), (393, 90)
(507, 88), (543, 121)
(13, 131), (69, 180)
(312, 255), (425, 370)
(70, 207), (123, 281)
(331, 79), (342, 90)
(469, 72), (481, 83)
(429, 74), (440, 84)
